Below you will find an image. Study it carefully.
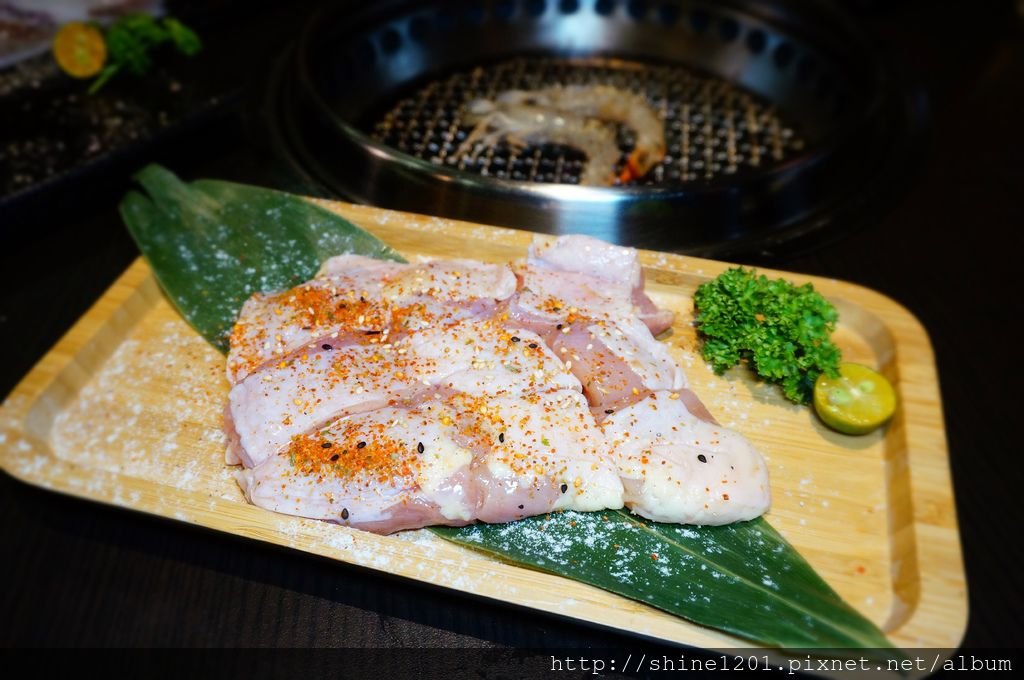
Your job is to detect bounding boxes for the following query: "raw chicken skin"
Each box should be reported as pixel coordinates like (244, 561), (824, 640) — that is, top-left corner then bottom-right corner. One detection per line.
(226, 236), (771, 533)
(601, 391), (771, 525)
(226, 318), (579, 468)
(509, 264), (635, 333)
(226, 255), (515, 384)
(527, 235), (674, 335)
(237, 401), (478, 533)
(529, 234), (643, 288)
(226, 255), (401, 384)
(513, 235), (770, 524)
(509, 238), (684, 414)
(237, 389), (623, 532)
(549, 318), (685, 413)
(452, 390), (623, 519)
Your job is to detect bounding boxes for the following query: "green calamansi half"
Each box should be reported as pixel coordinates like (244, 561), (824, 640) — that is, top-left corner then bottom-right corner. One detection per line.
(814, 362), (897, 435)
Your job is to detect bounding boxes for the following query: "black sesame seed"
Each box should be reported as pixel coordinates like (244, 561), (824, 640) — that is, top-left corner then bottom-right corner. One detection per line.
(341, 508), (350, 520)
(321, 441), (333, 448)
(417, 442), (425, 454)
(528, 343), (538, 349)
(556, 323), (563, 329)
(357, 441), (367, 449)
(498, 432), (505, 443)
(359, 296), (366, 303)
(330, 454), (339, 462)
(560, 483), (568, 493)
(698, 454), (708, 463)
(518, 504), (524, 509)
(511, 336), (521, 343)
(322, 344), (333, 350)
(364, 330), (381, 335)
(604, 409), (614, 414)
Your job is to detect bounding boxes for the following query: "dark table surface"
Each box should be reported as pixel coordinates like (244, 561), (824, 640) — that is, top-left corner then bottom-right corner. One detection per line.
(1, 0), (1022, 664)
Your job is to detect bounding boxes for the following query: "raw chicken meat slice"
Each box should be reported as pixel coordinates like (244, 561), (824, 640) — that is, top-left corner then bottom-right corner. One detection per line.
(601, 390), (771, 525)
(226, 340), (426, 469)
(527, 234), (674, 335)
(550, 318), (685, 413)
(237, 389), (623, 533)
(226, 256), (516, 384)
(510, 237), (683, 412)
(226, 259), (394, 384)
(585, 317), (684, 391)
(237, 402), (477, 533)
(631, 287), (675, 337)
(509, 264), (635, 335)
(226, 318), (580, 468)
(518, 234), (769, 524)
(550, 324), (648, 411)
(529, 234), (642, 288)
(447, 390), (623, 519)
(227, 233), (772, 532)
(382, 259), (517, 308)
(316, 253), (407, 278)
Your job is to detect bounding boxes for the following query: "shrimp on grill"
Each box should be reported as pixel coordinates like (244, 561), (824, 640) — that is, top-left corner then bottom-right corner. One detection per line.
(457, 85), (666, 186)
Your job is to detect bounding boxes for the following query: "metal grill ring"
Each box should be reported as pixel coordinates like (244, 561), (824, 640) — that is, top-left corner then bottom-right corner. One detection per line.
(270, 0), (914, 256)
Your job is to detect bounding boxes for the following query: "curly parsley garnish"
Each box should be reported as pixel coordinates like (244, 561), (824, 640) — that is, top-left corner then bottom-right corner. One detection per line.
(88, 14), (201, 94)
(693, 267), (841, 404)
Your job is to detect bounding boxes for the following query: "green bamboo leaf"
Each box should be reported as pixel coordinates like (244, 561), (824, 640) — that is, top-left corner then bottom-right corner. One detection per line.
(119, 164), (404, 352)
(432, 511), (898, 651)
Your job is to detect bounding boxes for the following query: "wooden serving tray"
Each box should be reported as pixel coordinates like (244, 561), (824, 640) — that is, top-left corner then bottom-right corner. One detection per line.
(0, 201), (966, 650)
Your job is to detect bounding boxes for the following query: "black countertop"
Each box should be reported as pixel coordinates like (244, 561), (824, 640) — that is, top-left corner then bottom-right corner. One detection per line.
(1, 0), (1021, 665)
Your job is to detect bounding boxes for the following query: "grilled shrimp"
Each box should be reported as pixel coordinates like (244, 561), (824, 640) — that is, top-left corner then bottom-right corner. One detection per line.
(458, 85), (666, 186)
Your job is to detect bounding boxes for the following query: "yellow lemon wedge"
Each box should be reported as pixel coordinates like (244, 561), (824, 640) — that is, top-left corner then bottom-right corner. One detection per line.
(53, 22), (107, 79)
(814, 363), (896, 435)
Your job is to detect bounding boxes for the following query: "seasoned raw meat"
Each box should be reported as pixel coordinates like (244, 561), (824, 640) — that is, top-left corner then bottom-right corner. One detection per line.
(529, 234), (643, 288)
(226, 318), (578, 468)
(237, 400), (478, 533)
(549, 318), (685, 413)
(527, 234), (674, 335)
(509, 236), (683, 413)
(226, 255), (401, 384)
(226, 236), (770, 533)
(601, 391), (771, 524)
(511, 235), (770, 524)
(237, 389), (623, 533)
(452, 390), (623, 519)
(226, 256), (516, 384)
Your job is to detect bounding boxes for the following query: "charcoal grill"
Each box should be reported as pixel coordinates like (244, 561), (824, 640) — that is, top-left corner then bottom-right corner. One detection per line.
(371, 56), (807, 184)
(268, 0), (920, 255)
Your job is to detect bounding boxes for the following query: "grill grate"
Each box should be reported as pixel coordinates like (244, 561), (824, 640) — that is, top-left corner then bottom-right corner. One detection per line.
(369, 56), (805, 185)
(279, 0), (907, 253)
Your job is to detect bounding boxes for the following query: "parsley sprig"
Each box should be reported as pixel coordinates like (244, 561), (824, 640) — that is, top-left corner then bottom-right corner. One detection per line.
(693, 267), (841, 404)
(89, 14), (201, 94)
